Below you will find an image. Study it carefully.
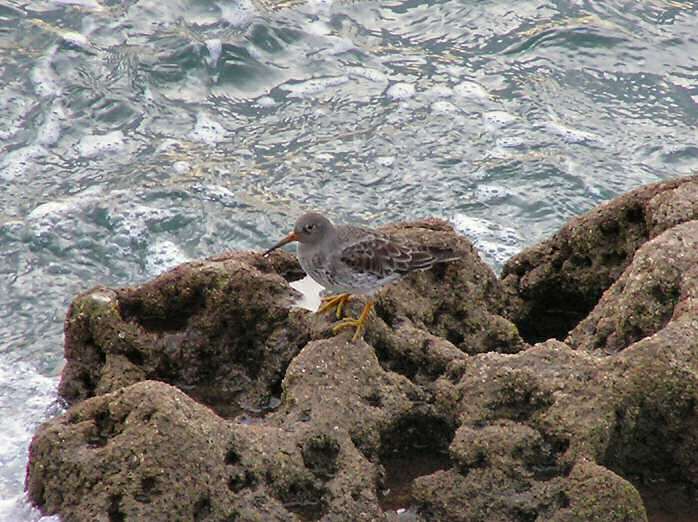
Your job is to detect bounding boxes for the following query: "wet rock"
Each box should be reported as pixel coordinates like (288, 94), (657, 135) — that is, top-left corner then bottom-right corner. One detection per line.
(413, 328), (698, 520)
(27, 380), (293, 521)
(567, 220), (698, 353)
(502, 175), (698, 343)
(59, 250), (311, 414)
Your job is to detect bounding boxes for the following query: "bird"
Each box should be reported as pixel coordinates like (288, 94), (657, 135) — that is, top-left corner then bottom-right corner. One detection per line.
(263, 212), (462, 341)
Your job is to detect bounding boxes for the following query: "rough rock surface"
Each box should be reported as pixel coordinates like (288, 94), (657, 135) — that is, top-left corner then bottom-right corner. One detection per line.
(566, 220), (698, 353)
(26, 188), (698, 521)
(501, 174), (698, 343)
(59, 250), (311, 414)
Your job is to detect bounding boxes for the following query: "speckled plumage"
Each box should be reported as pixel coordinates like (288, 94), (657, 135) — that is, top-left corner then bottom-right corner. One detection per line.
(266, 212), (461, 295)
(299, 222), (460, 295)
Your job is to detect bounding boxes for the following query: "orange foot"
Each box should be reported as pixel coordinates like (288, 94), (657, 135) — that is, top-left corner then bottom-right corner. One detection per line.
(332, 300), (374, 342)
(317, 293), (352, 319)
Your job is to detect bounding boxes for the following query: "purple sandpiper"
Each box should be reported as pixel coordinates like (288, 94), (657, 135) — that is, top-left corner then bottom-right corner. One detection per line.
(263, 212), (462, 341)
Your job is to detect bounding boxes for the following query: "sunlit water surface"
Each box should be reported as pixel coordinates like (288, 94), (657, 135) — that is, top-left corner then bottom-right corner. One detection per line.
(1, 0), (698, 519)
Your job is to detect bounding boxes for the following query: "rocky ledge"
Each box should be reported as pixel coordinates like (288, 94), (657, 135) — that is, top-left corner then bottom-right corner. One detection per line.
(27, 175), (698, 521)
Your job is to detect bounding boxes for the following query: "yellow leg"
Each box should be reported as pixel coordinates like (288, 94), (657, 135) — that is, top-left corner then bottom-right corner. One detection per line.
(317, 293), (352, 319)
(332, 301), (374, 342)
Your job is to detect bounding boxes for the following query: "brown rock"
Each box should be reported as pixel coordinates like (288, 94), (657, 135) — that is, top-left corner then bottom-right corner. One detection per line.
(567, 220), (698, 353)
(59, 251), (311, 414)
(502, 175), (698, 343)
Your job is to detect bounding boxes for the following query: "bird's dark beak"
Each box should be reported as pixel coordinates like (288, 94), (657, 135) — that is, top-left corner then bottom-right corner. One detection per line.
(263, 231), (299, 257)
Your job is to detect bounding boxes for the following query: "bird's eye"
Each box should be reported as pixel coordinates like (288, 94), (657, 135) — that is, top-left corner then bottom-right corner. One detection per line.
(304, 224), (316, 233)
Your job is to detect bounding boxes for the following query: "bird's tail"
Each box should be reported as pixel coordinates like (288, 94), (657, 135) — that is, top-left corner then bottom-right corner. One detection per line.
(400, 245), (463, 273)
(427, 246), (463, 263)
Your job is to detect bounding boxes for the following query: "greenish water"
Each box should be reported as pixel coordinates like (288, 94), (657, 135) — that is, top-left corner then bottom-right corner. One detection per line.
(1, 0), (697, 519)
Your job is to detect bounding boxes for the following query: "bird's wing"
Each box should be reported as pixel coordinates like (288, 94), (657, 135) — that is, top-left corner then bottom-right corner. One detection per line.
(339, 234), (443, 278)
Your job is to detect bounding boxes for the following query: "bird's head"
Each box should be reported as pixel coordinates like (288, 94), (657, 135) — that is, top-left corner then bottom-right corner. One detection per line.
(263, 212), (334, 256)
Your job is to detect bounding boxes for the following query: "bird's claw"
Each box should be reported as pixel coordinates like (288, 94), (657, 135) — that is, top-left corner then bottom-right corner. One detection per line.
(332, 317), (366, 342)
(330, 301), (374, 342)
(317, 293), (351, 319)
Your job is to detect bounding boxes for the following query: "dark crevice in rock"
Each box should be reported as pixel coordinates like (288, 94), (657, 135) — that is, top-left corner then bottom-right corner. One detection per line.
(512, 506), (538, 522)
(515, 292), (595, 345)
(302, 434), (340, 479)
(193, 495), (212, 521)
(228, 469), (257, 493)
(107, 495), (125, 522)
(124, 346), (145, 366)
(379, 450), (452, 513)
(445, 328), (465, 347)
(119, 285), (207, 333)
(276, 479), (327, 521)
(181, 385), (245, 420)
(225, 446), (241, 466)
(88, 408), (119, 448)
(135, 476), (158, 503)
(362, 389), (383, 408)
(378, 410), (456, 513)
(230, 337), (264, 380)
(525, 433), (570, 481)
(636, 481), (698, 522)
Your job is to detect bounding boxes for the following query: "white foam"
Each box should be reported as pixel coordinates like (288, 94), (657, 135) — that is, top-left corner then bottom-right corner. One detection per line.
(0, 356), (60, 522)
(376, 156), (395, 167)
(173, 160), (191, 174)
(451, 214), (523, 270)
(0, 145), (45, 181)
(27, 187), (102, 236)
(30, 49), (61, 98)
(306, 19), (332, 36)
(145, 240), (189, 276)
(280, 76), (349, 97)
(345, 66), (388, 84)
(36, 100), (67, 147)
(217, 0), (257, 27)
(76, 130), (126, 157)
(423, 84), (454, 98)
(256, 96), (276, 107)
(544, 121), (600, 144)
(482, 110), (517, 128)
(108, 203), (177, 246)
(0, 95), (32, 142)
(386, 82), (416, 100)
(431, 100), (458, 113)
(454, 80), (490, 99)
(205, 39), (223, 68)
(190, 183), (237, 205)
(188, 112), (227, 144)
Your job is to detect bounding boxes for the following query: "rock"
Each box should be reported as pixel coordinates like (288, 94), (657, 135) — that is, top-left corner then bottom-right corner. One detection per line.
(567, 220), (698, 353)
(27, 380), (302, 521)
(59, 251), (312, 414)
(26, 194), (698, 521)
(502, 175), (698, 343)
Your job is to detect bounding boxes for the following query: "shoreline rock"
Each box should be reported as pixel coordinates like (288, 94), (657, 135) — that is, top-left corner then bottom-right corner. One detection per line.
(27, 176), (698, 521)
